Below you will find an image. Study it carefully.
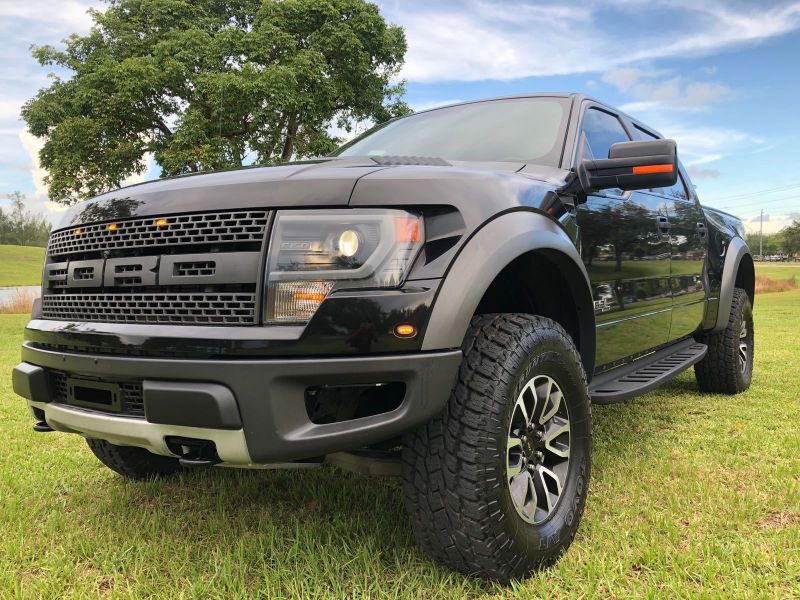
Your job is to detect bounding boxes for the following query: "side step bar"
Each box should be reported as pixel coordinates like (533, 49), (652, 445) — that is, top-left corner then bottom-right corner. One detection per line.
(590, 338), (707, 405)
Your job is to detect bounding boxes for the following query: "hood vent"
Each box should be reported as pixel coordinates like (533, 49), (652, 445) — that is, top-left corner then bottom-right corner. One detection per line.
(370, 155), (451, 167)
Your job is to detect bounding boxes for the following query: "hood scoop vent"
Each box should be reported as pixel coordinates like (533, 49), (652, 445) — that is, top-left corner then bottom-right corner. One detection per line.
(370, 155), (451, 167)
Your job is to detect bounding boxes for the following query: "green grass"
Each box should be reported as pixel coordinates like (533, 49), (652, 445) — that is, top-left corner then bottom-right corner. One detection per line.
(0, 246), (45, 287)
(756, 262), (800, 281)
(0, 295), (798, 597)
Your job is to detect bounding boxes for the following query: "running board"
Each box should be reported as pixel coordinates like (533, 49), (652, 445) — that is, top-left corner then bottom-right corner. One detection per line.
(589, 338), (707, 404)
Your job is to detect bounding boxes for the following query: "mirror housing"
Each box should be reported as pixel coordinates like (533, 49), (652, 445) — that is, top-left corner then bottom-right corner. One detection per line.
(578, 139), (678, 193)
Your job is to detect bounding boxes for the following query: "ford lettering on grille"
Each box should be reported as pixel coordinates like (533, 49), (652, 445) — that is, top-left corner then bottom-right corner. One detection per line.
(41, 210), (271, 326)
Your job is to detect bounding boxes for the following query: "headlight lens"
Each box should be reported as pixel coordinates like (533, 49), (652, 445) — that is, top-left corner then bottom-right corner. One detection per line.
(265, 209), (424, 323)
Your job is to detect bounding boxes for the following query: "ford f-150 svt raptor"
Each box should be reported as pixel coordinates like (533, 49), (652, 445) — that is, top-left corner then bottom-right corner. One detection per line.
(13, 93), (755, 582)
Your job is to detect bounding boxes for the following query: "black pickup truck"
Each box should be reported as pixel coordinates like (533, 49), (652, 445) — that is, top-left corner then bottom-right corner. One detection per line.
(13, 93), (754, 582)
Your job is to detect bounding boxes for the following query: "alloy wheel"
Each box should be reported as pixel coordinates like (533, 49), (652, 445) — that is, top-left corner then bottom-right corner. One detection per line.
(506, 375), (571, 524)
(739, 317), (750, 373)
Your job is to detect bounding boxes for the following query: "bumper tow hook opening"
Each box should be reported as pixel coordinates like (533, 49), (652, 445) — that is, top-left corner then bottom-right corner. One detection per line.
(165, 436), (222, 468)
(32, 421), (54, 433)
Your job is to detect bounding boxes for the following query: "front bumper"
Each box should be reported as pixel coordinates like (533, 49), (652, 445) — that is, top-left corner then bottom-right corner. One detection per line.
(13, 343), (462, 466)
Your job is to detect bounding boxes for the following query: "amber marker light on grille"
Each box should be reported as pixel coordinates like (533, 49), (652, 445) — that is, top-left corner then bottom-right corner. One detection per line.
(154, 218), (168, 228)
(394, 324), (417, 338)
(632, 164), (674, 175)
(73, 228), (82, 236)
(107, 223), (118, 232)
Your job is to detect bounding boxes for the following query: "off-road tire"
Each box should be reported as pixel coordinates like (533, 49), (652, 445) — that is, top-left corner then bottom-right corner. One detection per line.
(87, 438), (182, 480)
(695, 287), (754, 394)
(402, 313), (591, 582)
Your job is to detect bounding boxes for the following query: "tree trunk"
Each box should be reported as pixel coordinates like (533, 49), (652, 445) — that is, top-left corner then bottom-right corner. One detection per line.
(281, 112), (298, 161)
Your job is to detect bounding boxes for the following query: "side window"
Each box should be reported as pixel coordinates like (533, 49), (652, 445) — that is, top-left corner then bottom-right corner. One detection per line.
(580, 108), (631, 160)
(631, 124), (658, 142)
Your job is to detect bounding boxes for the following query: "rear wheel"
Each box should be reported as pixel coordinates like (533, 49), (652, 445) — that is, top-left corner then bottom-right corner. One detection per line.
(695, 287), (754, 394)
(402, 314), (591, 582)
(87, 438), (182, 480)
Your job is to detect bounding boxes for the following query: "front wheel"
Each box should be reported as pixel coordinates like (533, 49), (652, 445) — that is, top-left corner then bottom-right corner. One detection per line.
(402, 314), (591, 582)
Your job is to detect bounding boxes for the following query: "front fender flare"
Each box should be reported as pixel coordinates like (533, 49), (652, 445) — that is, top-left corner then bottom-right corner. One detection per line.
(420, 210), (596, 375)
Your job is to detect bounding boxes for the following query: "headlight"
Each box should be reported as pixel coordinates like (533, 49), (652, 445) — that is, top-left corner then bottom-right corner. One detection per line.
(265, 209), (424, 323)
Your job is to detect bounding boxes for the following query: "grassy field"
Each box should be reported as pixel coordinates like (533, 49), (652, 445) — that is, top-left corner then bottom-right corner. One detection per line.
(0, 274), (798, 598)
(0, 245), (45, 287)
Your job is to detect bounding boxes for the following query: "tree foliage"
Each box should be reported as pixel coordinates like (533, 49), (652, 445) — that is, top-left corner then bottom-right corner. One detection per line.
(22, 0), (409, 205)
(0, 193), (52, 247)
(745, 219), (800, 257)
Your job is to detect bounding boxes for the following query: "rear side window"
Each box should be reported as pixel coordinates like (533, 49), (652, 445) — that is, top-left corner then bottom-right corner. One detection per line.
(580, 108), (631, 159)
(631, 125), (658, 142)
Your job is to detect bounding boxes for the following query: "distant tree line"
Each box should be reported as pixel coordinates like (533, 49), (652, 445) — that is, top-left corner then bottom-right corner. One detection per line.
(745, 219), (800, 257)
(0, 192), (51, 247)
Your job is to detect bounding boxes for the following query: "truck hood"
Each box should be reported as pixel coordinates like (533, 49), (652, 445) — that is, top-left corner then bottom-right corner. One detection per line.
(57, 157), (547, 229)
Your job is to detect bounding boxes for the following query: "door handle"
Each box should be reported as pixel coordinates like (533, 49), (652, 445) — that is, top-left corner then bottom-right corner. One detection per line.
(696, 222), (707, 238)
(656, 215), (671, 234)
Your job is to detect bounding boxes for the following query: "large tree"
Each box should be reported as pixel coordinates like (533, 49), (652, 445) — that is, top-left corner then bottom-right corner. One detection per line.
(22, 0), (409, 205)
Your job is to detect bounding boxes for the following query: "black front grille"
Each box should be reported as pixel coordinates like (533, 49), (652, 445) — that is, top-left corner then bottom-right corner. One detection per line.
(47, 210), (270, 259)
(48, 370), (145, 418)
(42, 208), (270, 326)
(42, 293), (257, 325)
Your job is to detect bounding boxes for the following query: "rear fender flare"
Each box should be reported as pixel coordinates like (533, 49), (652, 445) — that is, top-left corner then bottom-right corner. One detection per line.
(421, 210), (596, 376)
(713, 237), (753, 332)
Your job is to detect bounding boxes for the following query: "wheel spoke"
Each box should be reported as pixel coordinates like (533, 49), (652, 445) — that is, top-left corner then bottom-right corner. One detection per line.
(542, 416), (570, 458)
(509, 471), (532, 513)
(524, 472), (538, 520)
(507, 437), (524, 480)
(529, 378), (548, 424)
(539, 382), (562, 425)
(534, 465), (562, 516)
(514, 391), (531, 428)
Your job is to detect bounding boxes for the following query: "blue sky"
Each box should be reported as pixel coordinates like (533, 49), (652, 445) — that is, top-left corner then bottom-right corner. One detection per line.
(1, 0), (799, 232)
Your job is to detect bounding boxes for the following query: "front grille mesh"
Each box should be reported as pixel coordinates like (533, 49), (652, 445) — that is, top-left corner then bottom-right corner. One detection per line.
(47, 210), (270, 259)
(42, 293), (257, 325)
(48, 370), (145, 418)
(42, 208), (270, 326)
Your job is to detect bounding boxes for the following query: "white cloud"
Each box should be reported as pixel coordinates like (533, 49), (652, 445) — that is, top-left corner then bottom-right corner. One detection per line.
(687, 167), (721, 180)
(0, 1), (96, 31)
(384, 0), (800, 82)
(604, 68), (732, 110)
(412, 99), (464, 112)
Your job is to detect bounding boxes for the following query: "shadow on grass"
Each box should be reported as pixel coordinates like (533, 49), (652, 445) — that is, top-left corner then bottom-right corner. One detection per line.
(61, 372), (713, 589)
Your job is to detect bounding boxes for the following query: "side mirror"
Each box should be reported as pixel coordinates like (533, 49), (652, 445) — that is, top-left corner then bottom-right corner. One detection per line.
(578, 139), (678, 193)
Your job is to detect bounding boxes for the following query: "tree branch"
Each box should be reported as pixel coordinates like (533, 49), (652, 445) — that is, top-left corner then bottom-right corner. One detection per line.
(154, 118), (173, 139)
(281, 112), (298, 161)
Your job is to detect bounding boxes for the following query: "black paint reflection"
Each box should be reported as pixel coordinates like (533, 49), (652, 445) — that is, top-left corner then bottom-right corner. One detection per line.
(579, 191), (672, 368)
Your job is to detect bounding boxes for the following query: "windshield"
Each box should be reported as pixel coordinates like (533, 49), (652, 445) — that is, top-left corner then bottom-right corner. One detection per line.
(334, 97), (569, 166)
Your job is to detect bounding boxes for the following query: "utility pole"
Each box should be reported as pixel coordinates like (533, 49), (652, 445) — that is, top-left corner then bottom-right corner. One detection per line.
(760, 209), (764, 259)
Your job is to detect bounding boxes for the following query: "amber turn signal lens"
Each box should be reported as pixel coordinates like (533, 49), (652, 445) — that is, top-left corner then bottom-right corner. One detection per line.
(107, 223), (118, 232)
(632, 163), (673, 175)
(73, 228), (82, 236)
(293, 291), (328, 303)
(394, 217), (421, 243)
(155, 218), (168, 227)
(394, 324), (417, 338)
